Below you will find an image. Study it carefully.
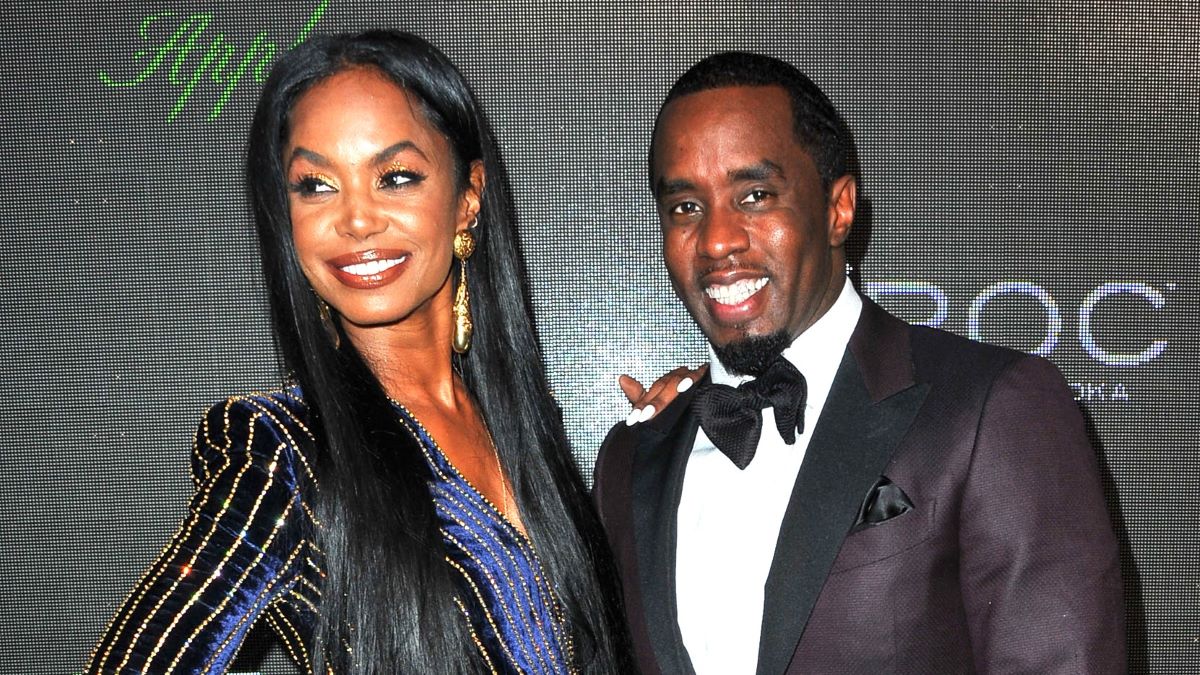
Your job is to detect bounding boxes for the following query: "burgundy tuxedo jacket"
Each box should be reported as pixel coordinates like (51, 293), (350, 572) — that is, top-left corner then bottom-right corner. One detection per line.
(593, 299), (1124, 674)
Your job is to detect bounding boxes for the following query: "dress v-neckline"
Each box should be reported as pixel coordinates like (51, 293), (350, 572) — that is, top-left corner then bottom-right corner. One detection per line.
(391, 401), (530, 539)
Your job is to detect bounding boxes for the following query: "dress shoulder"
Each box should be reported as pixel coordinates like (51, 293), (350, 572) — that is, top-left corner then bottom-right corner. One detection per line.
(191, 388), (315, 491)
(86, 387), (317, 674)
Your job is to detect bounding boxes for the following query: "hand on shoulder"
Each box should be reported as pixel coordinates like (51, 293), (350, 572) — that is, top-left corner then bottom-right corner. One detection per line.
(618, 364), (708, 426)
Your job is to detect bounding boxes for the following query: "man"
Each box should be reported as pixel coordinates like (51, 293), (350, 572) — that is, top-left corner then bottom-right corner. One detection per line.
(593, 52), (1124, 674)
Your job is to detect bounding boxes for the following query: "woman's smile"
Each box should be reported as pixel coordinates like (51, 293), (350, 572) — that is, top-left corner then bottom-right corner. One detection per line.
(326, 248), (411, 289)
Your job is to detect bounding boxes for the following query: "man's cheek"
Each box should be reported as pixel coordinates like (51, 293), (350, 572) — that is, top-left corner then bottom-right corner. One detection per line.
(662, 252), (688, 287)
(668, 277), (694, 306)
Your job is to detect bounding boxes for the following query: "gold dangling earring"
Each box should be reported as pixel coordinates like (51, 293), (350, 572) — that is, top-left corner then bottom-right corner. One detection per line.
(451, 226), (476, 354)
(317, 297), (341, 349)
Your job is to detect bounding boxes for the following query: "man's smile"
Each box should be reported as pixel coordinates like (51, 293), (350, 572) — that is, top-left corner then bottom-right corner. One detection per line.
(705, 277), (768, 306)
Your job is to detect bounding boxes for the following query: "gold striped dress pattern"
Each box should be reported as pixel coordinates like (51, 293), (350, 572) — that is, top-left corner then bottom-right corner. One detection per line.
(87, 390), (574, 674)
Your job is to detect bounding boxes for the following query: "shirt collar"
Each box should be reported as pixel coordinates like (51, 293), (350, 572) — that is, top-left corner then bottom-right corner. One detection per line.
(708, 279), (862, 387)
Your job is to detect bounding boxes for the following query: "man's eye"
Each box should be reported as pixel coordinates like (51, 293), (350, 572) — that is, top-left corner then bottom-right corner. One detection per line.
(740, 189), (772, 205)
(670, 201), (702, 216)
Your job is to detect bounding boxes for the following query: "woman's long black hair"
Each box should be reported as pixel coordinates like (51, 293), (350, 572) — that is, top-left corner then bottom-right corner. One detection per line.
(246, 30), (629, 673)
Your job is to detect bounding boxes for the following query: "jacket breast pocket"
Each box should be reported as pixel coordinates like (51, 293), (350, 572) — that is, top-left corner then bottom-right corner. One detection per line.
(829, 498), (939, 574)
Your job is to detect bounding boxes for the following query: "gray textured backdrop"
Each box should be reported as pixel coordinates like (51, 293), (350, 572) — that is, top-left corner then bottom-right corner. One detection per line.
(0, 1), (1196, 672)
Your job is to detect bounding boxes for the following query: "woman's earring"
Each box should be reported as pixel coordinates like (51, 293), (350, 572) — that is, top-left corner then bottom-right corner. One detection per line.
(451, 226), (477, 354)
(317, 297), (341, 349)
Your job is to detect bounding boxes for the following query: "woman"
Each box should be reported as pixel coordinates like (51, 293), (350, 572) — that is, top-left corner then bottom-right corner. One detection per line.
(87, 30), (631, 674)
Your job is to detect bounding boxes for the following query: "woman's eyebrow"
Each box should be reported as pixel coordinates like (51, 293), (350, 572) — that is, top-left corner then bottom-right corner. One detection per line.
(372, 140), (428, 165)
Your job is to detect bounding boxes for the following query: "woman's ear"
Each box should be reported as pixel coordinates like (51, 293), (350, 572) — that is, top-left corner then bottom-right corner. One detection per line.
(459, 159), (486, 231)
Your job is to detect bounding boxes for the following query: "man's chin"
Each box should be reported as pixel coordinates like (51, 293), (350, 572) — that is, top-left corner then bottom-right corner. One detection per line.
(697, 312), (763, 344)
(702, 317), (772, 349)
(711, 330), (791, 378)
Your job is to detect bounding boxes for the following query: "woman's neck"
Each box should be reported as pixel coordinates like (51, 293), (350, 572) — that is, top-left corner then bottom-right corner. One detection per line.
(341, 288), (463, 411)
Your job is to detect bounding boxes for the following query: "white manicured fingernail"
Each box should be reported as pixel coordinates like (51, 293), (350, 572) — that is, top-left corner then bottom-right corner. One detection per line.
(640, 405), (656, 422)
(626, 408), (641, 426)
(676, 377), (694, 393)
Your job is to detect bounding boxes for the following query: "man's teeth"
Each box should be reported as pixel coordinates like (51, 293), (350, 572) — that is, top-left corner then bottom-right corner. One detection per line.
(705, 278), (768, 305)
(340, 257), (405, 276)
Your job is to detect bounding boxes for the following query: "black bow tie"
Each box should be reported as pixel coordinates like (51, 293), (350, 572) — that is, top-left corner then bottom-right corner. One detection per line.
(693, 357), (807, 470)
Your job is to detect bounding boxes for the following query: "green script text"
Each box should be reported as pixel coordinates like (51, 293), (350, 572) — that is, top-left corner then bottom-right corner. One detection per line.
(100, 1), (329, 122)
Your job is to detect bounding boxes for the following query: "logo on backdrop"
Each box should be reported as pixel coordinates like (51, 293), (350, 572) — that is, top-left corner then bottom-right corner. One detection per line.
(99, 1), (329, 122)
(864, 280), (1176, 404)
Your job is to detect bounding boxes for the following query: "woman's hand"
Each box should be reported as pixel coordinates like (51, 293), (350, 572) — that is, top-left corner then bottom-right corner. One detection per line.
(619, 364), (708, 426)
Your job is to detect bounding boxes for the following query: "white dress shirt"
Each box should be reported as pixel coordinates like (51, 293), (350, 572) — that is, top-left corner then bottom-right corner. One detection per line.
(676, 281), (862, 675)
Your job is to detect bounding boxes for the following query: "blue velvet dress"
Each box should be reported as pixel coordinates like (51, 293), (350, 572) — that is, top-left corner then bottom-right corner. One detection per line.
(86, 389), (573, 674)
(396, 404), (574, 674)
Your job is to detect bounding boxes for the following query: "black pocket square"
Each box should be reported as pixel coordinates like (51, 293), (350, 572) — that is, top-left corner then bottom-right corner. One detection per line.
(852, 475), (914, 533)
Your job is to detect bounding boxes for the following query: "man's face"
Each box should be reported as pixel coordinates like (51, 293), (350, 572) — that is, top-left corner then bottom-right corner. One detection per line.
(652, 85), (856, 349)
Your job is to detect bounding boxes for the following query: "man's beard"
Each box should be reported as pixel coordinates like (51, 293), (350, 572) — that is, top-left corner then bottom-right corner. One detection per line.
(712, 330), (791, 378)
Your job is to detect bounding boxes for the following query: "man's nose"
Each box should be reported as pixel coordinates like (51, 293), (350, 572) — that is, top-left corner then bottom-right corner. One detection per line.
(697, 206), (750, 259)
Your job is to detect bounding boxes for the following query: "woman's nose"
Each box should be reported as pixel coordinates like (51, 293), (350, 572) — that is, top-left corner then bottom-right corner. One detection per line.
(337, 191), (387, 240)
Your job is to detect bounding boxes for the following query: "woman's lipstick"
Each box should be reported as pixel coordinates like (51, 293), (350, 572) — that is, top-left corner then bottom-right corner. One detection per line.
(326, 249), (409, 289)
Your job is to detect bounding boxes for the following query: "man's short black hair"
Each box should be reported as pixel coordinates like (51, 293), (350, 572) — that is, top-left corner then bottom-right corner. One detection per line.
(651, 51), (854, 189)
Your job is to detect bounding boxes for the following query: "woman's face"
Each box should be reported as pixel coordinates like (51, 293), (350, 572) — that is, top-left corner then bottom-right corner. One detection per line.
(284, 67), (482, 331)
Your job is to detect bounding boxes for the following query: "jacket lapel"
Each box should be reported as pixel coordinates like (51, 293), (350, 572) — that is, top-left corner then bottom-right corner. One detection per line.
(631, 378), (705, 675)
(756, 300), (930, 675)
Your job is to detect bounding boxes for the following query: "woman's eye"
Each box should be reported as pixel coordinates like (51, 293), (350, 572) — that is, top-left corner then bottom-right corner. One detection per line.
(380, 170), (423, 189)
(289, 176), (335, 195)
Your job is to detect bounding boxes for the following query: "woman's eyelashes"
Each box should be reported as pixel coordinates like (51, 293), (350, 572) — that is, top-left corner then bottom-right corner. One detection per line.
(378, 164), (425, 190)
(288, 173), (337, 196)
(286, 166), (425, 198)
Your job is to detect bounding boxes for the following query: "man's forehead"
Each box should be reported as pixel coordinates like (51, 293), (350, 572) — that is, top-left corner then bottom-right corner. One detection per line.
(659, 85), (792, 131)
(654, 87), (800, 162)
(652, 111), (815, 190)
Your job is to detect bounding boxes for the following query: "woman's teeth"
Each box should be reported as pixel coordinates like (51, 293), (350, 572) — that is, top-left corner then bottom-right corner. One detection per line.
(340, 257), (405, 276)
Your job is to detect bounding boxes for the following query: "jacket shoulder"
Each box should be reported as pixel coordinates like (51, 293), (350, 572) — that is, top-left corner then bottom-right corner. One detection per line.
(907, 323), (1037, 383)
(593, 380), (700, 487)
(593, 417), (639, 490)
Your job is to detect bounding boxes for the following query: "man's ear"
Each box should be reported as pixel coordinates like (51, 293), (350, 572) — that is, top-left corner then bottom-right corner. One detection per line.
(459, 159), (486, 231)
(826, 174), (857, 248)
